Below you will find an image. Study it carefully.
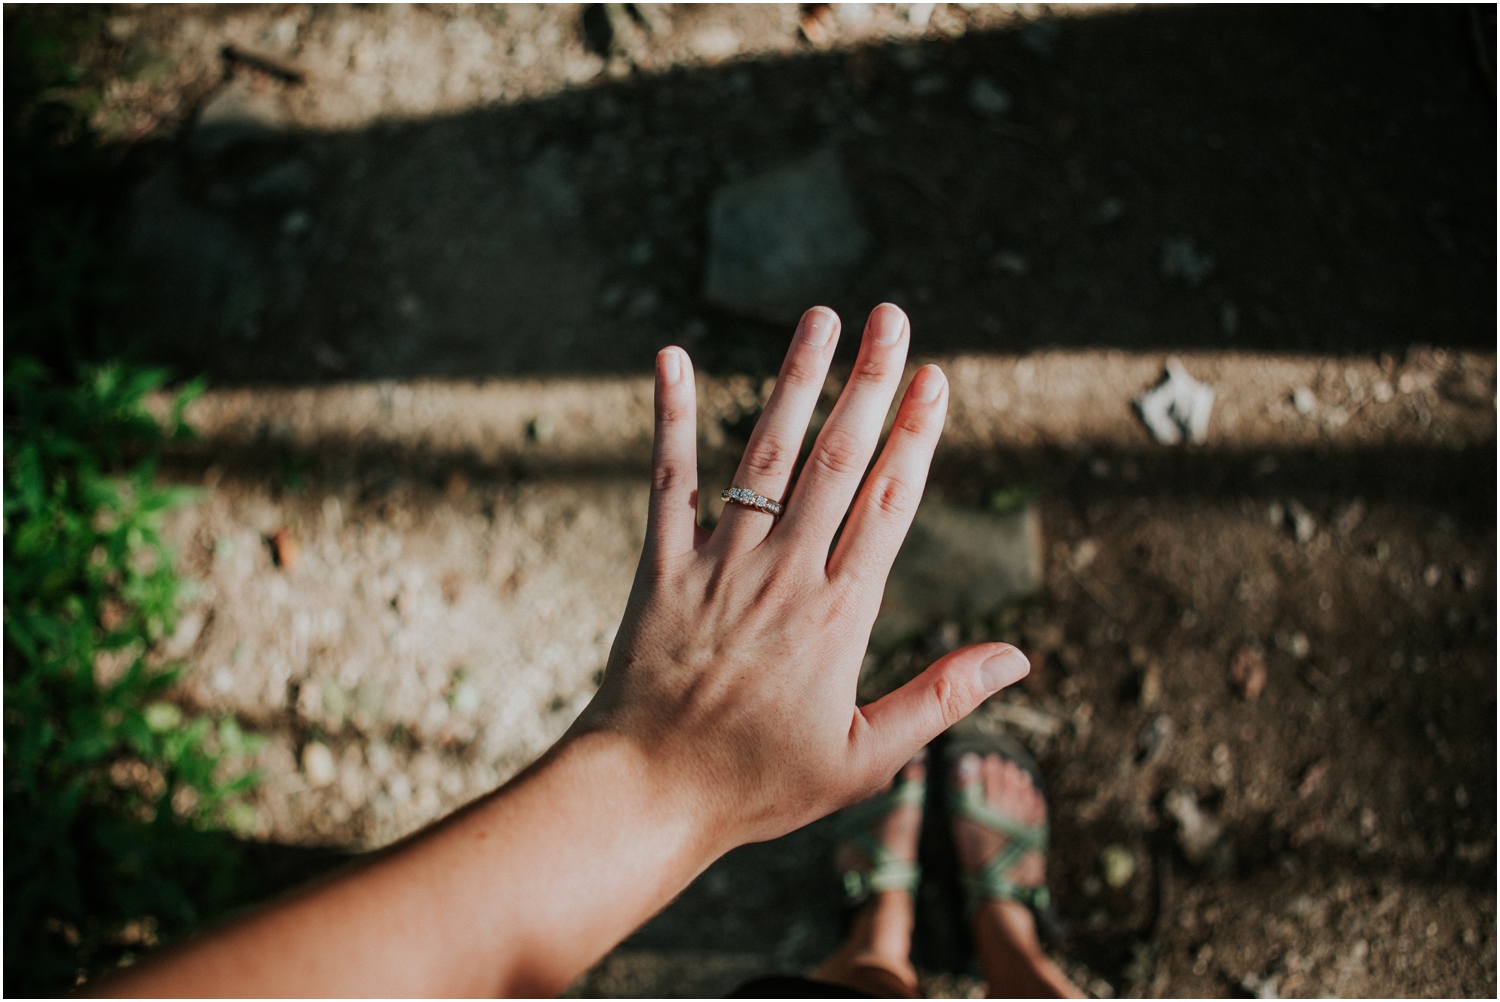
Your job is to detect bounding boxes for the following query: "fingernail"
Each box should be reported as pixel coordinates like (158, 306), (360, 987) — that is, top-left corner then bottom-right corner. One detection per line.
(800, 309), (835, 346)
(869, 305), (905, 345)
(978, 646), (1030, 693)
(913, 365), (944, 402)
(658, 347), (682, 385)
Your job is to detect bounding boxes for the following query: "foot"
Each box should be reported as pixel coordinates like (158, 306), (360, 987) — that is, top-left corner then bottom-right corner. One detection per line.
(833, 752), (926, 886)
(812, 754), (926, 999)
(951, 751), (1083, 999)
(951, 752), (1048, 895)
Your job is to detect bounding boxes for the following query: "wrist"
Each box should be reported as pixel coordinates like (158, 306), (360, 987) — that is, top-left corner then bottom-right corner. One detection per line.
(541, 724), (732, 875)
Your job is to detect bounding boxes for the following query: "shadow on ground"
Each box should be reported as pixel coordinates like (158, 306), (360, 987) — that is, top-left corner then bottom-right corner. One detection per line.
(111, 4), (1495, 384)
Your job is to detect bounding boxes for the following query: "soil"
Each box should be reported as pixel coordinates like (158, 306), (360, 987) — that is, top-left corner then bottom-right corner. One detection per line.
(44, 3), (1499, 997)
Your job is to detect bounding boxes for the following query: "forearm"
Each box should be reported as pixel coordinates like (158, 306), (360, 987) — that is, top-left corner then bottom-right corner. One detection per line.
(98, 730), (719, 998)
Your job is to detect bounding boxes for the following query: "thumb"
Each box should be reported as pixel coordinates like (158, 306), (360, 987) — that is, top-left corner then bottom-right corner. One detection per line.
(856, 643), (1030, 774)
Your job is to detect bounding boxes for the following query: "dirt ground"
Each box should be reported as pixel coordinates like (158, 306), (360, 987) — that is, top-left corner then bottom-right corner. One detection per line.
(51, 3), (1500, 997)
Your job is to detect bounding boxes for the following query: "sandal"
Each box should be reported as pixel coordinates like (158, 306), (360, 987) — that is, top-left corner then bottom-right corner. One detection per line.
(944, 718), (1055, 921)
(831, 752), (926, 903)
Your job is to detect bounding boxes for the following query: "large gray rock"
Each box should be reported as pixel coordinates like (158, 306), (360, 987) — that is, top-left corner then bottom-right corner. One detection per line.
(703, 147), (870, 321)
(871, 500), (1043, 650)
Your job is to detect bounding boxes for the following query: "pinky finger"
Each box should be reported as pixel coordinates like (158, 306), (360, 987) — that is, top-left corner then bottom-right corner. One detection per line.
(645, 347), (699, 566)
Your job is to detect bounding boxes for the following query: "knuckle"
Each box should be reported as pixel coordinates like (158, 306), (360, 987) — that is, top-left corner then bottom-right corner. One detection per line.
(780, 353), (823, 389)
(892, 405), (933, 437)
(652, 460), (690, 493)
(864, 475), (912, 519)
(657, 398), (694, 425)
(810, 428), (866, 478)
(851, 354), (895, 384)
(741, 434), (795, 479)
(930, 672), (976, 729)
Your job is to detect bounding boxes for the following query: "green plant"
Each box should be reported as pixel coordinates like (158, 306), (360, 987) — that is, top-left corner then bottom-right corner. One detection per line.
(3, 360), (267, 992)
(2, 12), (273, 992)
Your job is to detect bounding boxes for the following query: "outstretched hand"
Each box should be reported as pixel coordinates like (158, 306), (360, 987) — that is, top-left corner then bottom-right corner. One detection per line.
(95, 303), (1030, 1000)
(576, 303), (1029, 853)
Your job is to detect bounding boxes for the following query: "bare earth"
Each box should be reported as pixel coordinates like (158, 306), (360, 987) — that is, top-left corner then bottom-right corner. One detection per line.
(67, 3), (1497, 997)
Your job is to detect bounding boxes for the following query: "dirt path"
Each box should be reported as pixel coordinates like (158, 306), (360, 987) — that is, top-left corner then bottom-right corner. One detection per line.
(71, 3), (1499, 996)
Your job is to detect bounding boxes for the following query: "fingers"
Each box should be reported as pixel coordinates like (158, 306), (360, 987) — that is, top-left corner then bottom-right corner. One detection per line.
(853, 644), (1030, 779)
(825, 364), (948, 589)
(779, 304), (910, 551)
(644, 346), (699, 565)
(713, 307), (841, 550)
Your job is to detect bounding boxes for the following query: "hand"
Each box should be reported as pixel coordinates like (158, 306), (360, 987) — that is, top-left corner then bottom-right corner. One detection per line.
(575, 303), (1030, 852)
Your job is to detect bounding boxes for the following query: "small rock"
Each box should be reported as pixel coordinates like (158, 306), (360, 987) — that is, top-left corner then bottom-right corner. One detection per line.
(1211, 743), (1233, 785)
(1286, 501), (1316, 543)
(245, 159), (315, 205)
(1424, 564), (1443, 587)
(1135, 358), (1215, 445)
(1230, 646), (1267, 701)
(1068, 537), (1099, 572)
(527, 414), (555, 443)
(703, 148), (870, 321)
(968, 76), (1013, 116)
(270, 527), (299, 571)
(1160, 236), (1215, 286)
(302, 741), (337, 788)
(1220, 302), (1239, 337)
(872, 500), (1041, 649)
(1334, 499), (1366, 536)
(1138, 660), (1162, 709)
(1297, 759), (1330, 799)
(1282, 630), (1311, 659)
(1164, 788), (1223, 864)
(906, 3), (935, 29)
(1292, 386), (1318, 416)
(1100, 843), (1136, 889)
(991, 249), (1028, 276)
(1137, 714), (1173, 762)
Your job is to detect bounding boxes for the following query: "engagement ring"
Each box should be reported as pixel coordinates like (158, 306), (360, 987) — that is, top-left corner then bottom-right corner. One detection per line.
(721, 487), (783, 518)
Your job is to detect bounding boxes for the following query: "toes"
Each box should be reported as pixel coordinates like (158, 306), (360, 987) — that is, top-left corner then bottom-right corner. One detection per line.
(956, 752), (982, 787)
(983, 753), (1005, 806)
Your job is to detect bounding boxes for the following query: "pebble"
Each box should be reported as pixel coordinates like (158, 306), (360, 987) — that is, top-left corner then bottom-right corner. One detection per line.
(1286, 501), (1316, 543)
(1100, 843), (1135, 888)
(1159, 236), (1215, 286)
(302, 741), (337, 788)
(1135, 358), (1215, 445)
(271, 527), (300, 571)
(968, 76), (1012, 116)
(1137, 714), (1173, 762)
(1164, 788), (1223, 864)
(1293, 386), (1318, 416)
(1230, 646), (1267, 700)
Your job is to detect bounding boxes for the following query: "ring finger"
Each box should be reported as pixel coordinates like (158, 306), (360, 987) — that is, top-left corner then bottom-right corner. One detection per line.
(713, 306), (841, 551)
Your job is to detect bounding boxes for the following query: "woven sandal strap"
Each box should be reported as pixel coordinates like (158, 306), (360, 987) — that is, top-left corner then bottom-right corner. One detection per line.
(955, 784), (1048, 851)
(842, 859), (921, 900)
(833, 772), (926, 902)
(962, 869), (1052, 912)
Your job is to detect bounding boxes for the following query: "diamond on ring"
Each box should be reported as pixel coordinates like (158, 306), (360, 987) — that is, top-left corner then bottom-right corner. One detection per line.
(721, 486), (783, 518)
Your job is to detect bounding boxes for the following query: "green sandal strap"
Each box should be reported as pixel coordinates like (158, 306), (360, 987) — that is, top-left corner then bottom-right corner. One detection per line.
(961, 840), (1052, 914)
(949, 749), (1050, 916)
(832, 771), (926, 902)
(843, 858), (921, 899)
